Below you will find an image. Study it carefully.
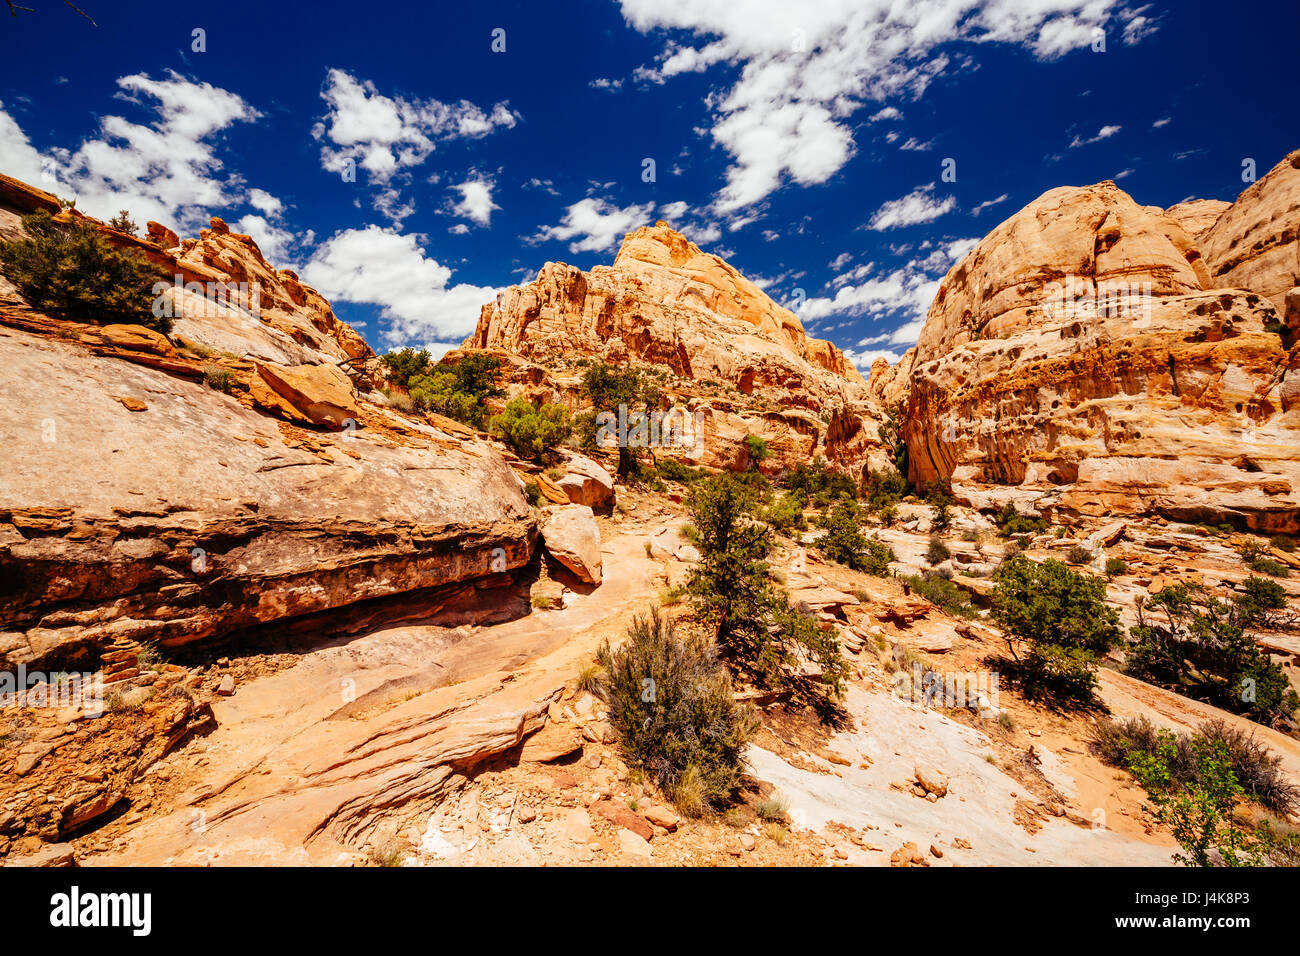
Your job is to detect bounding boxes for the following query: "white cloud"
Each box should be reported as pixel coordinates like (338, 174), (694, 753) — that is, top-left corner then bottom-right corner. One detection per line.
(867, 183), (954, 231)
(899, 137), (934, 151)
(3, 71), (266, 232)
(1114, 167), (1134, 179)
(1152, 115), (1171, 128)
(617, 0), (1159, 211)
(312, 69), (517, 222)
(971, 192), (1009, 216)
(869, 107), (902, 122)
(246, 188), (283, 217)
(829, 252), (853, 270)
(1069, 124), (1121, 148)
(531, 197), (656, 253)
(302, 226), (496, 346)
(450, 175), (499, 226)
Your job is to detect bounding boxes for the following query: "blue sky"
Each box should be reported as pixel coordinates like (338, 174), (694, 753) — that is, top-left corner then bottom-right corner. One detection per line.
(1, 0), (1295, 369)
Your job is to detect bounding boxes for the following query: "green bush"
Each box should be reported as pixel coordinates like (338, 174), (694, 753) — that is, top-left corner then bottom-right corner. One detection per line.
(1066, 545), (1093, 565)
(0, 211), (167, 332)
(658, 458), (706, 483)
(904, 571), (977, 619)
(1233, 576), (1287, 629)
(597, 609), (759, 816)
(1249, 556), (1290, 578)
(1126, 728), (1276, 866)
(581, 361), (662, 476)
(991, 554), (1121, 707)
(1269, 535), (1296, 553)
(107, 210), (138, 236)
(863, 466), (908, 512)
(743, 434), (769, 469)
(1105, 557), (1128, 577)
(403, 353), (505, 428)
(488, 397), (572, 460)
(380, 347), (434, 388)
(995, 501), (1047, 537)
(925, 481), (952, 532)
(764, 489), (808, 533)
(817, 500), (894, 574)
(783, 456), (857, 502)
(1092, 716), (1298, 817)
(926, 535), (950, 565)
(203, 364), (237, 393)
(1126, 583), (1297, 727)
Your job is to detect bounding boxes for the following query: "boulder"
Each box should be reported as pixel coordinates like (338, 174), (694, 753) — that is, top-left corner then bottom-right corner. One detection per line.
(97, 324), (176, 356)
(542, 504), (603, 585)
(556, 455), (615, 512)
(914, 765), (949, 797)
(254, 361), (360, 429)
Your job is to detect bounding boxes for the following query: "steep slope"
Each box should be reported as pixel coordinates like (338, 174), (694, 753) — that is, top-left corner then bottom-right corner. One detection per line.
(899, 154), (1300, 531)
(467, 222), (887, 475)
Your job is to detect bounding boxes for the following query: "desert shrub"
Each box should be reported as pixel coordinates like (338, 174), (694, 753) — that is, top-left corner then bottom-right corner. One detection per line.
(405, 353), (505, 428)
(1126, 729), (1277, 866)
(1269, 535), (1296, 553)
(685, 473), (847, 701)
(1249, 557), (1290, 578)
(816, 500), (892, 575)
(743, 434), (769, 469)
(925, 481), (952, 532)
(1091, 716), (1298, 817)
(380, 347), (433, 388)
(1126, 583), (1297, 727)
(658, 458), (706, 483)
(877, 503), (898, 527)
(783, 456), (857, 502)
(522, 481), (543, 507)
(764, 489), (808, 533)
(580, 361), (662, 476)
(904, 571), (977, 619)
(991, 554), (1121, 707)
(863, 466), (908, 512)
(1233, 576), (1287, 629)
(1105, 557), (1128, 577)
(1066, 545), (1093, 565)
(203, 364), (237, 393)
(995, 501), (1047, 537)
(489, 398), (572, 460)
(926, 535), (950, 565)
(0, 210), (167, 332)
(754, 795), (789, 822)
(597, 609), (759, 815)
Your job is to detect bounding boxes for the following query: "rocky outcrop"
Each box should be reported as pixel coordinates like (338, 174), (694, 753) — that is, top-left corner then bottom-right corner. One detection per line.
(0, 325), (538, 672)
(901, 169), (1300, 532)
(0, 172), (546, 678)
(467, 222), (886, 476)
(1202, 149), (1300, 315)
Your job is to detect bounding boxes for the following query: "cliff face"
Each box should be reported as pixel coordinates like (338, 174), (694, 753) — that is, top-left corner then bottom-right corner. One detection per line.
(898, 149), (1300, 531)
(468, 222), (886, 474)
(0, 173), (537, 677)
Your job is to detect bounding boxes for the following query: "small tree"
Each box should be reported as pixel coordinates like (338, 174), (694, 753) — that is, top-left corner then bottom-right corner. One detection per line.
(0, 211), (166, 332)
(107, 210), (138, 236)
(816, 500), (892, 574)
(581, 361), (662, 477)
(489, 397), (572, 460)
(925, 480), (952, 532)
(991, 554), (1121, 707)
(1126, 583), (1297, 727)
(686, 473), (847, 700)
(743, 434), (769, 470)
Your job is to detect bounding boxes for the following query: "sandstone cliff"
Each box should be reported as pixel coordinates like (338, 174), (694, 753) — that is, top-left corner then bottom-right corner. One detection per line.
(898, 149), (1300, 531)
(0, 174), (538, 679)
(467, 222), (886, 474)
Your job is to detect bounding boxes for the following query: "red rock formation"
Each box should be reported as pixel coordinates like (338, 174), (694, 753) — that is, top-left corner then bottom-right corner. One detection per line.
(899, 156), (1300, 531)
(467, 222), (887, 475)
